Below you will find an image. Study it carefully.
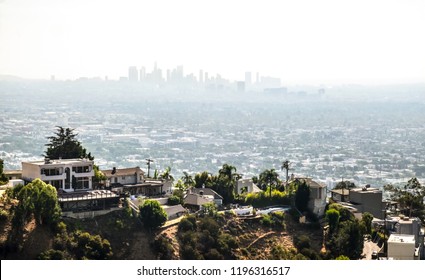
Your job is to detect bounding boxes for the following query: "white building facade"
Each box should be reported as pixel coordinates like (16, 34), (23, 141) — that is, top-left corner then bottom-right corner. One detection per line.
(22, 158), (94, 192)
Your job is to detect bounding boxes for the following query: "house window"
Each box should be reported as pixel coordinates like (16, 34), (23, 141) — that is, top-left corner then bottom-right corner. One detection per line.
(41, 168), (62, 176)
(50, 180), (63, 190)
(74, 177), (90, 190)
(122, 176), (126, 180)
(72, 166), (92, 173)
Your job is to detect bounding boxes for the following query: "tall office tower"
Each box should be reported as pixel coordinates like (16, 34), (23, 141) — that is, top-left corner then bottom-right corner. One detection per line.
(139, 66), (146, 81)
(199, 70), (204, 83)
(256, 72), (260, 84)
(166, 69), (171, 83)
(245, 72), (252, 87)
(128, 66), (138, 81)
(205, 72), (209, 82)
(176, 65), (184, 81)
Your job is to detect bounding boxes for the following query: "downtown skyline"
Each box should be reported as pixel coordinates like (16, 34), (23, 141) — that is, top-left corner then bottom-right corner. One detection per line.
(1, 0), (424, 85)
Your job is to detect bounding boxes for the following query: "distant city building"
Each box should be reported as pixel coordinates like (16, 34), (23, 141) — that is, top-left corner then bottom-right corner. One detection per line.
(199, 69), (204, 83)
(237, 81), (245, 92)
(245, 71), (252, 87)
(261, 76), (281, 88)
(128, 66), (138, 82)
(139, 66), (146, 81)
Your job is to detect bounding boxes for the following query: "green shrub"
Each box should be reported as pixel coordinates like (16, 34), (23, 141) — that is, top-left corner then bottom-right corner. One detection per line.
(178, 217), (195, 232)
(168, 195), (181, 206)
(152, 235), (174, 260)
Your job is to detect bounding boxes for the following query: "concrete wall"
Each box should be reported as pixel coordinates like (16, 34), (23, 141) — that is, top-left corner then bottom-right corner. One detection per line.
(61, 207), (122, 219)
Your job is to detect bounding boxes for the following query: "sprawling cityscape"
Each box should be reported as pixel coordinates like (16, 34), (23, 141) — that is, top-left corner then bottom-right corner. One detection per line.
(1, 70), (425, 192)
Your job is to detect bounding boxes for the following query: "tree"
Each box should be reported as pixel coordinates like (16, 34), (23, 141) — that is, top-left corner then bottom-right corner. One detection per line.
(361, 212), (374, 235)
(326, 208), (340, 234)
(385, 178), (425, 222)
(258, 169), (280, 197)
(44, 126), (93, 160)
(194, 171), (210, 189)
(295, 180), (310, 212)
(14, 179), (61, 226)
(334, 180), (356, 190)
(160, 166), (174, 182)
(0, 159), (8, 185)
(181, 171), (195, 188)
(139, 200), (167, 230)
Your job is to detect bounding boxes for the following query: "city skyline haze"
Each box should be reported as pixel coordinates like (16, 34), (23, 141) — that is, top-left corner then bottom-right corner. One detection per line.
(0, 0), (424, 85)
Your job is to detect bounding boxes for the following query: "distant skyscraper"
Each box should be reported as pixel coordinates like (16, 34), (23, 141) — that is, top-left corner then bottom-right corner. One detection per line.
(128, 66), (138, 82)
(199, 70), (204, 83)
(256, 72), (260, 84)
(139, 66), (146, 81)
(245, 72), (252, 87)
(205, 72), (209, 82)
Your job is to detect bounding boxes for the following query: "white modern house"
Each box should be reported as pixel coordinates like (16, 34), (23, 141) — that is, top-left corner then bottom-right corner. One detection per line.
(22, 158), (94, 192)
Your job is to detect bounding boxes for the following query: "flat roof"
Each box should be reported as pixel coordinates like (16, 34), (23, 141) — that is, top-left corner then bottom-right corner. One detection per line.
(58, 190), (119, 202)
(23, 158), (93, 166)
(388, 234), (415, 244)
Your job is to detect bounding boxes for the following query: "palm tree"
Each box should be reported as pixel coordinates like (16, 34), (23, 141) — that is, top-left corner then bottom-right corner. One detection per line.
(160, 166), (174, 182)
(259, 169), (280, 197)
(281, 160), (291, 182)
(219, 164), (237, 181)
(181, 171), (194, 187)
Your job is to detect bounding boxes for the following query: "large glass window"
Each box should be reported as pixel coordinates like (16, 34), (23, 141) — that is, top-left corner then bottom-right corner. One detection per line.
(74, 177), (90, 190)
(49, 180), (63, 190)
(41, 168), (62, 176)
(72, 165), (92, 173)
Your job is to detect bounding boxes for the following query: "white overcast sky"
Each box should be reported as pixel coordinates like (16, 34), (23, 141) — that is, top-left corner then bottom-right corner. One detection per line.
(0, 0), (424, 85)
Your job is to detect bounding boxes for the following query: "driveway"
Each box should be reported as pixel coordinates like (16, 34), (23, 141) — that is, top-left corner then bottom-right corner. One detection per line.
(362, 239), (381, 260)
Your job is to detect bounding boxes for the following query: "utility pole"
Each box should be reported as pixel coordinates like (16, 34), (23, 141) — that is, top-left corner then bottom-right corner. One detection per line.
(146, 158), (154, 178)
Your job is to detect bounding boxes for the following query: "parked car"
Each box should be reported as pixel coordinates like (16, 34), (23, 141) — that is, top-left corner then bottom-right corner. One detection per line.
(371, 251), (378, 260)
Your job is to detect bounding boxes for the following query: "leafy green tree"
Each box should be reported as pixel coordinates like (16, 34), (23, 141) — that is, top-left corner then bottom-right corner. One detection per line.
(384, 178), (425, 222)
(0, 159), (8, 185)
(361, 212), (374, 235)
(139, 200), (167, 230)
(44, 126), (93, 160)
(202, 202), (217, 217)
(326, 208), (340, 233)
(194, 171), (211, 188)
(295, 180), (310, 212)
(334, 180), (356, 190)
(14, 179), (61, 226)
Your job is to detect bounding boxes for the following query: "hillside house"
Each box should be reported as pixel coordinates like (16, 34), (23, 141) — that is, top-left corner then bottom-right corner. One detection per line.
(102, 166), (166, 196)
(22, 158), (94, 192)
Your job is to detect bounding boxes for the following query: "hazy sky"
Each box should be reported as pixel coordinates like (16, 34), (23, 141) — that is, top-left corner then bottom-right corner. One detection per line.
(1, 0), (424, 85)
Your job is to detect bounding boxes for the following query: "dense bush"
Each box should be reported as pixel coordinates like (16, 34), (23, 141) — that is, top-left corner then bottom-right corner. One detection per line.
(168, 195), (181, 206)
(139, 200), (167, 230)
(245, 190), (290, 208)
(152, 235), (174, 260)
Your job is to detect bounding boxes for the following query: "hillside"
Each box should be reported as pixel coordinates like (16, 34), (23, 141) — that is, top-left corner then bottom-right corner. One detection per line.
(0, 208), (323, 260)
